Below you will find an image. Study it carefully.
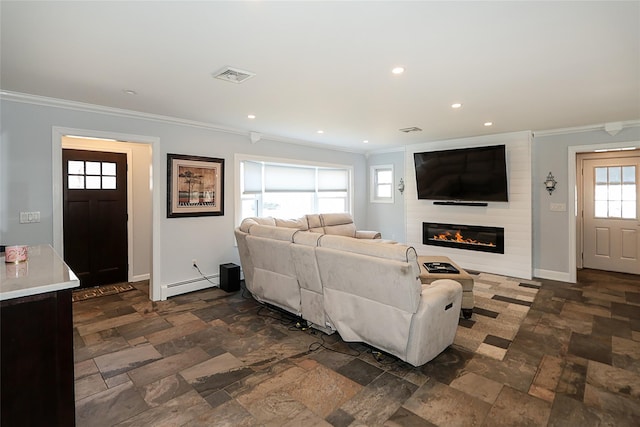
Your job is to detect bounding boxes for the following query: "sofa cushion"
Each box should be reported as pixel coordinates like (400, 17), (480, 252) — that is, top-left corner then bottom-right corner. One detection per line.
(320, 213), (356, 237)
(239, 217), (276, 232)
(247, 224), (298, 242)
(305, 214), (324, 233)
(318, 235), (417, 264)
(275, 217), (308, 230)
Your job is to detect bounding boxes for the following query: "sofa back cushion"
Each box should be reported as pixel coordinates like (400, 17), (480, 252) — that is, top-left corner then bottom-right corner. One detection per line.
(316, 235), (421, 313)
(304, 213), (357, 237)
(239, 217), (276, 233)
(291, 231), (324, 293)
(245, 224), (301, 313)
(275, 217), (308, 230)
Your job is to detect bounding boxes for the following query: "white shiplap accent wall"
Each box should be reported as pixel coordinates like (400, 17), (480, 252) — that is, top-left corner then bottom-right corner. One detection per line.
(405, 131), (532, 279)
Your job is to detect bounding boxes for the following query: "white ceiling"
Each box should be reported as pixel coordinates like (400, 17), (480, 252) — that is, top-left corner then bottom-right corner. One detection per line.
(2, 1), (639, 152)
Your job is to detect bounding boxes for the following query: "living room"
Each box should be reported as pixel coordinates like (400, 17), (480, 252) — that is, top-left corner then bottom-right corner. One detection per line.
(0, 1), (640, 424)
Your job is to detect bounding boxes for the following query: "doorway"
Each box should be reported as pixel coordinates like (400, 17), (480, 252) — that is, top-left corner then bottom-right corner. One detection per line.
(63, 149), (128, 287)
(52, 127), (161, 300)
(578, 150), (639, 275)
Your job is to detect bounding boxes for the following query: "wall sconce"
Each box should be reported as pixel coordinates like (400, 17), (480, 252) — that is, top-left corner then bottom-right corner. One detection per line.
(398, 178), (405, 194)
(544, 172), (557, 195)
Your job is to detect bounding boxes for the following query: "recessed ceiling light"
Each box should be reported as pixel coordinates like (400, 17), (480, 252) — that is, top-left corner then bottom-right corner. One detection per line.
(451, 103), (462, 109)
(247, 114), (256, 119)
(122, 89), (137, 95)
(363, 140), (369, 144)
(484, 122), (493, 127)
(392, 67), (405, 75)
(317, 130), (324, 134)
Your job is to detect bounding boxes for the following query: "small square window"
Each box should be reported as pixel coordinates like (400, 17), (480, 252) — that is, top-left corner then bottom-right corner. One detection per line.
(86, 161), (101, 175)
(86, 176), (101, 189)
(68, 161), (84, 175)
(102, 162), (116, 176)
(102, 176), (117, 189)
(68, 175), (85, 189)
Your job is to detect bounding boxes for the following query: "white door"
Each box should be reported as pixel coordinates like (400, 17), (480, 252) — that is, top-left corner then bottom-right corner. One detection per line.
(583, 156), (640, 274)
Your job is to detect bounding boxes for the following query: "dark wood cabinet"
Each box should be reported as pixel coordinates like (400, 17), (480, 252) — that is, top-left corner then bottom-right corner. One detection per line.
(1, 288), (76, 426)
(1, 245), (78, 426)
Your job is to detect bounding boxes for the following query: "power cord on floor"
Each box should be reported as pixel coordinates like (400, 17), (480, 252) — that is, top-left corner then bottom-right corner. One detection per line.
(229, 283), (401, 366)
(192, 262), (217, 287)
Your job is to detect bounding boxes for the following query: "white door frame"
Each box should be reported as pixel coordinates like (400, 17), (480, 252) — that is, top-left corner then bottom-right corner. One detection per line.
(52, 127), (163, 300)
(568, 140), (640, 283)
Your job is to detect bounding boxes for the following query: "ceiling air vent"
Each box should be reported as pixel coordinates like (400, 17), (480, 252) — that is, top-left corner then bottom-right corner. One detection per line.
(399, 127), (422, 133)
(212, 67), (256, 84)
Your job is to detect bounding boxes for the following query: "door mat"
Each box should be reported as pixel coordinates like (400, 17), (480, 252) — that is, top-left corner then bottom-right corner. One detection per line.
(72, 282), (135, 302)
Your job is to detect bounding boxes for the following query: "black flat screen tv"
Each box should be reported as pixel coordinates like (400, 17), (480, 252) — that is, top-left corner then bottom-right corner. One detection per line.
(413, 144), (508, 202)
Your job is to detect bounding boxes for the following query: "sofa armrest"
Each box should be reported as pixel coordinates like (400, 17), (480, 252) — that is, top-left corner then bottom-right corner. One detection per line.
(355, 230), (381, 239)
(404, 279), (462, 366)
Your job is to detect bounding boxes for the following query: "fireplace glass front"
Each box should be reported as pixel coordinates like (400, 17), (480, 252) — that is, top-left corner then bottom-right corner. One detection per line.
(423, 222), (505, 254)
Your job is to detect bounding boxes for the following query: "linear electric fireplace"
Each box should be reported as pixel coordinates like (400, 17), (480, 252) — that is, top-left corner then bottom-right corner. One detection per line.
(423, 222), (505, 254)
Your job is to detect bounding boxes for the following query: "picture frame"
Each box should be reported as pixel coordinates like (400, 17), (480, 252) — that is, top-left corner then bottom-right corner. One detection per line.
(167, 153), (224, 218)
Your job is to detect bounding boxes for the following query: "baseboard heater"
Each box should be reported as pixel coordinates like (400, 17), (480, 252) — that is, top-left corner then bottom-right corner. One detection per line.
(166, 274), (218, 288)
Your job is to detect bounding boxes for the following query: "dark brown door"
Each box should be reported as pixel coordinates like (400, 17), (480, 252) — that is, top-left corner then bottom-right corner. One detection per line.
(63, 149), (128, 288)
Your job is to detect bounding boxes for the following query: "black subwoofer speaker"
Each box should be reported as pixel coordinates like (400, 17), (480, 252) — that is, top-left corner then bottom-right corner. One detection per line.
(219, 263), (240, 292)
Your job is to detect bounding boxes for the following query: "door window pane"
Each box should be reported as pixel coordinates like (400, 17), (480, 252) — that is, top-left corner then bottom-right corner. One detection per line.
(102, 162), (116, 176)
(86, 161), (101, 175)
(594, 165), (636, 219)
(594, 201), (608, 217)
(68, 161), (84, 175)
(66, 159), (118, 190)
(86, 176), (101, 189)
(68, 175), (85, 189)
(102, 176), (117, 189)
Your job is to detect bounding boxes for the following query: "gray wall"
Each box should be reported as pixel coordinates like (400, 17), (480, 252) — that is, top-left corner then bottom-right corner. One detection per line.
(1, 97), (367, 297)
(533, 125), (640, 280)
(3, 95), (637, 288)
(366, 149), (406, 242)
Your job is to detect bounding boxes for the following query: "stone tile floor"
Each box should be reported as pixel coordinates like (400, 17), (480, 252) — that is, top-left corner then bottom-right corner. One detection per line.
(73, 269), (640, 426)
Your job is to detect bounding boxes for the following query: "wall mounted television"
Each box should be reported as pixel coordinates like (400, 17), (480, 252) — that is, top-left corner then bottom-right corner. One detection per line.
(413, 144), (508, 202)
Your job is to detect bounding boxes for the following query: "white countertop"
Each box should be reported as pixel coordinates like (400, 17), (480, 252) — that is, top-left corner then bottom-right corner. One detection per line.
(0, 244), (79, 301)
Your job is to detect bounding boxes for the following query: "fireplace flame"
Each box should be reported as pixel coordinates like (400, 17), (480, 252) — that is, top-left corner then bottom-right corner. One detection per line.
(432, 230), (496, 247)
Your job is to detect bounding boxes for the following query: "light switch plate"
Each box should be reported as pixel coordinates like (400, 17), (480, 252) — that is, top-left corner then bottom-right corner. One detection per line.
(19, 211), (41, 223)
(550, 203), (566, 212)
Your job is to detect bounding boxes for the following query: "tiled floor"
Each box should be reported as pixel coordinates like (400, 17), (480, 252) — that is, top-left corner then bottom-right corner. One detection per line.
(72, 269), (640, 426)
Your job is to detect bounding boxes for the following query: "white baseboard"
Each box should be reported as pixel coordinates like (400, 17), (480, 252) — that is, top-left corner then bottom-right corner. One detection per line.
(533, 268), (573, 283)
(160, 274), (219, 300)
(132, 273), (150, 283)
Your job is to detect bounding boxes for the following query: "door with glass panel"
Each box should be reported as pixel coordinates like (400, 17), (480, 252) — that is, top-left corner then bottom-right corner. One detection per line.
(63, 149), (128, 288)
(583, 156), (639, 274)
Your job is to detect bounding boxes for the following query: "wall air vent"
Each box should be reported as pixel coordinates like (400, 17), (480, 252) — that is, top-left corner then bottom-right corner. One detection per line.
(212, 67), (256, 84)
(399, 127), (422, 133)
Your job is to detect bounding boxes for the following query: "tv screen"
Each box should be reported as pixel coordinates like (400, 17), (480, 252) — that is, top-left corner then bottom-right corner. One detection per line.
(413, 145), (508, 202)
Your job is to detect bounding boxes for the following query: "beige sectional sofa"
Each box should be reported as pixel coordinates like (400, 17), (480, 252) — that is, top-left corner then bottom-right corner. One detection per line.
(234, 213), (462, 366)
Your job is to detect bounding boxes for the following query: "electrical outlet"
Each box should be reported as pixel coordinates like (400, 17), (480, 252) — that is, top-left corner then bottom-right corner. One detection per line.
(192, 259), (197, 267)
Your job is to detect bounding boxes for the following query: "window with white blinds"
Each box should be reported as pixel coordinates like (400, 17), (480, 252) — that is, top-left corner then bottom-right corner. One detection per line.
(240, 159), (351, 220)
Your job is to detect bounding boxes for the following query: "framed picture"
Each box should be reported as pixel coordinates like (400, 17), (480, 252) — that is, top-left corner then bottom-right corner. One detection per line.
(167, 154), (224, 218)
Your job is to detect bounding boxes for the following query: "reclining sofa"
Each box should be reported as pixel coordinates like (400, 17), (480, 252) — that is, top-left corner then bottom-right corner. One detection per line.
(234, 213), (462, 366)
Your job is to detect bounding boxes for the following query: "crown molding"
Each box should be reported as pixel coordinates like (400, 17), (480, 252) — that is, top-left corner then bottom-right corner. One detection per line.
(365, 146), (406, 157)
(533, 119), (640, 137)
(0, 91), (365, 155)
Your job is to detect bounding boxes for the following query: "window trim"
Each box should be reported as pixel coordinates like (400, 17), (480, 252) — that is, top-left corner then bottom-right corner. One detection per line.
(370, 164), (394, 204)
(235, 154), (354, 226)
